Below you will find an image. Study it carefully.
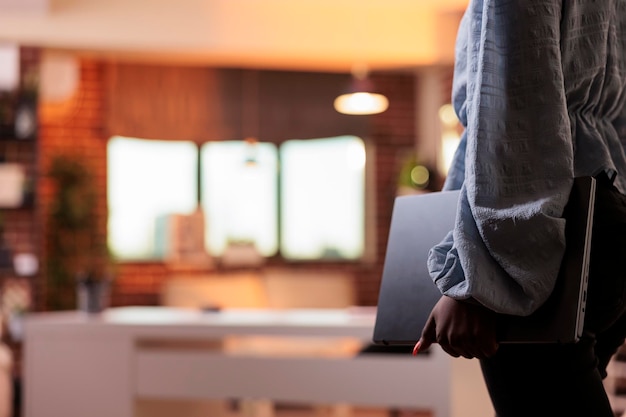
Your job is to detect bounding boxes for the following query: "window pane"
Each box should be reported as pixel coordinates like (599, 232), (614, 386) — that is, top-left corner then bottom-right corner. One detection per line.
(280, 136), (365, 260)
(107, 136), (198, 260)
(201, 140), (278, 257)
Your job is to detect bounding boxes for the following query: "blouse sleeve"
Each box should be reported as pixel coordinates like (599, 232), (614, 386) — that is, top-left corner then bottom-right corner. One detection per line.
(428, 0), (574, 316)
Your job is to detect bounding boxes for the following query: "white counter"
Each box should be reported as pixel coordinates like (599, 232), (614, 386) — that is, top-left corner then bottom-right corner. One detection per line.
(22, 306), (492, 417)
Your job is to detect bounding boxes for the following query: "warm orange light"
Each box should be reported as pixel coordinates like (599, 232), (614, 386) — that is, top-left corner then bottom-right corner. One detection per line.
(334, 92), (389, 115)
(334, 65), (389, 115)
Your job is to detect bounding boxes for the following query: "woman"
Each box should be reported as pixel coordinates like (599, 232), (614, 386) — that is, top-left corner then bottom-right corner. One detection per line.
(417, 1), (626, 416)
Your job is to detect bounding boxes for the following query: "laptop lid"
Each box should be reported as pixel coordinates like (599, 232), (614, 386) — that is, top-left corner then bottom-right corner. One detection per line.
(372, 177), (596, 346)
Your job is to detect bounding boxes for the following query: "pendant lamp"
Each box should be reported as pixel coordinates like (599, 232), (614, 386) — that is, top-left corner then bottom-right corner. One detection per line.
(334, 67), (389, 115)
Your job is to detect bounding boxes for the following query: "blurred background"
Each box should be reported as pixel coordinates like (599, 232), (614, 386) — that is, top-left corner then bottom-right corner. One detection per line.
(0, 1), (479, 416)
(0, 0), (468, 313)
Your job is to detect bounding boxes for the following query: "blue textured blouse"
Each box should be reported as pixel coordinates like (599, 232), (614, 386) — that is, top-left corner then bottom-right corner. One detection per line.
(428, 0), (626, 316)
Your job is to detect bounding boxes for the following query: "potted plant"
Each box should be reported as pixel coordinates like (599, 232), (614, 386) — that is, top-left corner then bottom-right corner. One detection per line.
(45, 153), (113, 312)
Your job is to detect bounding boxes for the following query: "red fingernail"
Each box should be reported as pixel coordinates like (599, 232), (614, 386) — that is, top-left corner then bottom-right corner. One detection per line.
(412, 341), (421, 356)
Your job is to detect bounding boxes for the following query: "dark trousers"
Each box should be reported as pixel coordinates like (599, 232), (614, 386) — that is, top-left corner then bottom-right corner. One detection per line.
(480, 175), (626, 417)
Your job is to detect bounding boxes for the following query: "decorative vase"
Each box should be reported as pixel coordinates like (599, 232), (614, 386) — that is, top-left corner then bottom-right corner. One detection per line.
(76, 276), (111, 314)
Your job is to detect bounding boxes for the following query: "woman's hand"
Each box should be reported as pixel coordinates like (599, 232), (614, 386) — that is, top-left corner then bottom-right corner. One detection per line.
(416, 296), (499, 359)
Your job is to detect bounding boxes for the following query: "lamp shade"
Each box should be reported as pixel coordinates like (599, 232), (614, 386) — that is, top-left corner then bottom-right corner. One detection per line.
(334, 75), (389, 115)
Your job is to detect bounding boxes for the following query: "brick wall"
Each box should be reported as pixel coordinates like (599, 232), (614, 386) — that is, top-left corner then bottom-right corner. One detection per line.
(37, 59), (108, 310)
(31, 57), (452, 310)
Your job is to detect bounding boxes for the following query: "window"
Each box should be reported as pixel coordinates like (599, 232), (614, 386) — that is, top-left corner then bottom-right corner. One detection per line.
(107, 136), (198, 260)
(107, 135), (366, 262)
(200, 140), (278, 257)
(280, 136), (365, 260)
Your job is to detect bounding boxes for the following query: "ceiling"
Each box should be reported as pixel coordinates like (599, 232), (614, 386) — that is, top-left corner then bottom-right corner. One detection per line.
(0, 0), (468, 72)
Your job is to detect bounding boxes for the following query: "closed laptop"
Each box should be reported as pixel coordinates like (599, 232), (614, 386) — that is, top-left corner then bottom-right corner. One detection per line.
(372, 177), (596, 346)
